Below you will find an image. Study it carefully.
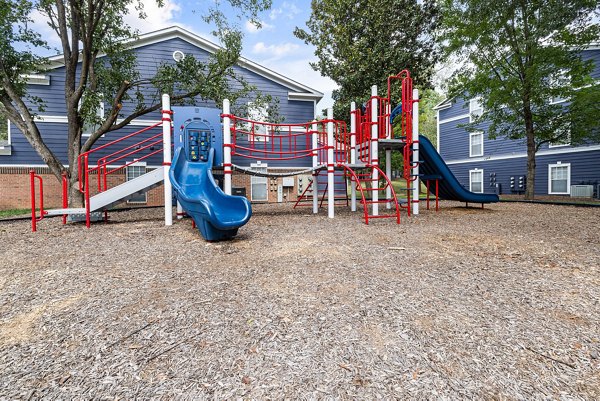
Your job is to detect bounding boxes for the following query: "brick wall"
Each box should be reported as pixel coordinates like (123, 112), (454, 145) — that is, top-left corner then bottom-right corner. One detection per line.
(0, 167), (307, 210)
(0, 167), (165, 210)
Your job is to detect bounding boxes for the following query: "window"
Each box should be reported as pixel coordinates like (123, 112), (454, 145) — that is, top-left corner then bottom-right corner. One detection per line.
(470, 169), (484, 193)
(548, 163), (570, 195)
(126, 162), (147, 203)
(250, 163), (268, 201)
(247, 102), (270, 142)
(469, 131), (484, 157)
(172, 50), (185, 62)
(549, 69), (569, 104)
(0, 119), (8, 143)
(79, 98), (105, 137)
(549, 128), (571, 148)
(469, 97), (483, 122)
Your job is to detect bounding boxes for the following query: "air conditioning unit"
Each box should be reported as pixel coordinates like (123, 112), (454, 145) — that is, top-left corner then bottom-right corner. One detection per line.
(570, 185), (594, 198)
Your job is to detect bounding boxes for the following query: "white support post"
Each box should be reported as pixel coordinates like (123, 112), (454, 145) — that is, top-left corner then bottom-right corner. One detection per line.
(412, 88), (420, 216)
(350, 102), (357, 212)
(385, 102), (392, 209)
(371, 85), (379, 216)
(162, 94), (173, 226)
(176, 201), (183, 220)
(327, 107), (335, 219)
(223, 99), (232, 195)
(311, 120), (319, 214)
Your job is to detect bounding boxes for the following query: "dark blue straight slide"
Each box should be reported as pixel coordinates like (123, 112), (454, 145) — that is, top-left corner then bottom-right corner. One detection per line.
(418, 135), (499, 204)
(170, 148), (252, 241)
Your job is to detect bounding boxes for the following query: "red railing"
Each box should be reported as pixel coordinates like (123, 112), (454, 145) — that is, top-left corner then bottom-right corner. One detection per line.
(29, 170), (46, 232)
(77, 122), (164, 228)
(228, 116), (351, 166)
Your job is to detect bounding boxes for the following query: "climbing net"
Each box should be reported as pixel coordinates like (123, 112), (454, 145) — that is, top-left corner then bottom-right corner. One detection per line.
(227, 115), (351, 168)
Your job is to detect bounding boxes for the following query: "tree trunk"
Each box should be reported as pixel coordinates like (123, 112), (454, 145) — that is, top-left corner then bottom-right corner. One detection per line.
(524, 109), (536, 200)
(68, 164), (85, 208)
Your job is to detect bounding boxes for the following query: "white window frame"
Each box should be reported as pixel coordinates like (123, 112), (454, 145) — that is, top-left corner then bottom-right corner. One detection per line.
(549, 128), (571, 148)
(548, 163), (571, 195)
(1, 119), (10, 144)
(469, 131), (484, 157)
(469, 97), (483, 122)
(469, 169), (484, 193)
(250, 162), (268, 202)
(247, 102), (270, 142)
(81, 100), (105, 137)
(126, 162), (148, 204)
(549, 69), (569, 105)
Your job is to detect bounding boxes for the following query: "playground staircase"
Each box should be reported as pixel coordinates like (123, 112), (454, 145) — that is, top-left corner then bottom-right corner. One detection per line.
(344, 164), (401, 224)
(30, 122), (167, 231)
(293, 169), (349, 209)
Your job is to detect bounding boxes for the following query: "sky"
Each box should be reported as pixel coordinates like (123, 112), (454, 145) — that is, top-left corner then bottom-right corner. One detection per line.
(30, 0), (337, 111)
(150, 0), (338, 110)
(27, 1), (337, 110)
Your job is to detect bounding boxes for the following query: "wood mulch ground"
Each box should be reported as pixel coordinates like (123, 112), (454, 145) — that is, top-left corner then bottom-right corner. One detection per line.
(1, 202), (599, 399)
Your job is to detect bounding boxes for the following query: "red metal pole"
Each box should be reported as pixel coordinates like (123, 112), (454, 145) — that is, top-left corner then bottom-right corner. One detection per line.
(435, 179), (439, 211)
(85, 154), (91, 228)
(426, 179), (430, 210)
(62, 172), (68, 224)
(30, 170), (36, 232)
(37, 176), (44, 217)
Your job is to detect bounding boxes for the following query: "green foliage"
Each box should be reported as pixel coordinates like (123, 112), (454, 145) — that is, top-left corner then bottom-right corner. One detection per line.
(417, 89), (442, 147)
(0, 0), (274, 189)
(295, 0), (440, 120)
(0, 108), (6, 141)
(441, 0), (600, 148)
(440, 0), (600, 198)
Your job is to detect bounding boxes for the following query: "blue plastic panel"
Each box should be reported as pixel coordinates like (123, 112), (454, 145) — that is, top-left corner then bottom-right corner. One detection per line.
(173, 106), (224, 166)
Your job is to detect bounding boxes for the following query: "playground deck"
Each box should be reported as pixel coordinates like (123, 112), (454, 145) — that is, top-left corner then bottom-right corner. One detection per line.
(1, 202), (599, 399)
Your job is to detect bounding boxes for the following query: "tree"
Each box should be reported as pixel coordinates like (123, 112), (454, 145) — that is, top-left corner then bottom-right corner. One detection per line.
(441, 0), (600, 199)
(294, 0), (440, 120)
(418, 88), (443, 147)
(0, 0), (272, 206)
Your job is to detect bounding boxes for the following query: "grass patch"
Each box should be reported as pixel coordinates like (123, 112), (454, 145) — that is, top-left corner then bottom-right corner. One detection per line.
(0, 208), (31, 218)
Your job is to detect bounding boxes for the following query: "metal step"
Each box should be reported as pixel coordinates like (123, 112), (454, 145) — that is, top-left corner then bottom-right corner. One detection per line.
(45, 208), (86, 216)
(89, 168), (164, 211)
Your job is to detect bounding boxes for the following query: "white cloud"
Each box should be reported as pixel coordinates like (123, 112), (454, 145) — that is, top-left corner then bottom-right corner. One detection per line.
(269, 2), (302, 20)
(252, 42), (299, 57)
(244, 20), (274, 34)
(123, 0), (182, 32)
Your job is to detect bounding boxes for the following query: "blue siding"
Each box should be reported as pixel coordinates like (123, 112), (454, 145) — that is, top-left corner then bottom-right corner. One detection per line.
(438, 97), (470, 121)
(2, 36), (317, 167)
(439, 49), (600, 162)
(447, 149), (600, 195)
(582, 49), (600, 80)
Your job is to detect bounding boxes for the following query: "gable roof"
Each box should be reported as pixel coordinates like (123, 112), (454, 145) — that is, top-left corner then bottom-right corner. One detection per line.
(433, 98), (452, 110)
(46, 26), (323, 102)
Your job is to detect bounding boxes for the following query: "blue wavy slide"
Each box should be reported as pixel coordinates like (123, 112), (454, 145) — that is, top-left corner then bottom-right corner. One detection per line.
(169, 148), (252, 241)
(417, 135), (499, 204)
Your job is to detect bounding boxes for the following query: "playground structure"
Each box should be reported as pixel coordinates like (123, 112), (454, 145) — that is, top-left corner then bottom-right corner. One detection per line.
(29, 71), (498, 239)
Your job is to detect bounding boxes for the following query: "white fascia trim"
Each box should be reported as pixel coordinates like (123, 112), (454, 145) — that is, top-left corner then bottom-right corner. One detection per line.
(548, 162), (571, 195)
(446, 144), (600, 165)
(439, 114), (470, 125)
(0, 163), (163, 169)
(288, 92), (322, 102)
(34, 115), (159, 126)
(436, 109), (440, 151)
(47, 26), (324, 99)
(433, 98), (452, 110)
(24, 74), (51, 85)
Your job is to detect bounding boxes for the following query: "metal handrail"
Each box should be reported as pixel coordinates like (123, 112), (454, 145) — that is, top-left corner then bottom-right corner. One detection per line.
(76, 122), (164, 228)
